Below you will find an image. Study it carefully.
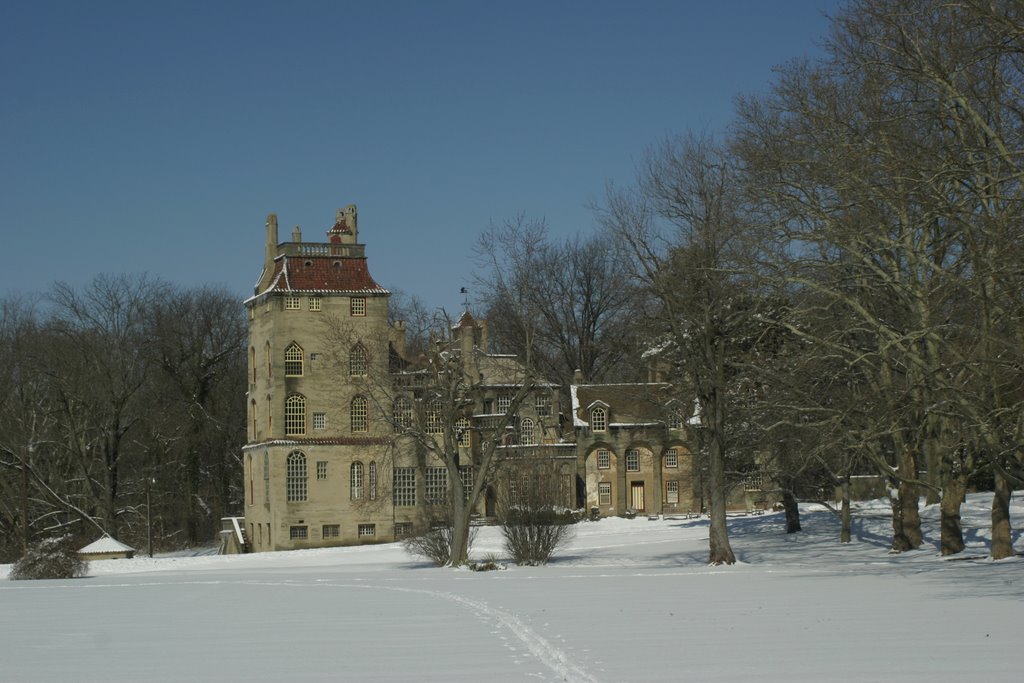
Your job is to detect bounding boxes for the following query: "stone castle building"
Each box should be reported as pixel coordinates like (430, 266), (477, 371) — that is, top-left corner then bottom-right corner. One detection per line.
(239, 204), (757, 553)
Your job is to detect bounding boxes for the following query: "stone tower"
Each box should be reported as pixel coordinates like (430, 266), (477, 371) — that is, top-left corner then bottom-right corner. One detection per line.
(242, 205), (398, 551)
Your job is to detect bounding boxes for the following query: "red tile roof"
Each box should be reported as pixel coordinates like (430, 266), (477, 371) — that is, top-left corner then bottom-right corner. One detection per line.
(265, 256), (388, 295)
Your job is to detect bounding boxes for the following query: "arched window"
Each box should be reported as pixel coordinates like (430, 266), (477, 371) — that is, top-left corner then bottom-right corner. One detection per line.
(351, 461), (364, 500)
(250, 399), (257, 441)
(284, 343), (303, 377)
(425, 399), (443, 434)
(250, 347), (256, 383)
(455, 417), (471, 447)
(286, 451), (307, 502)
(349, 344), (368, 376)
(265, 341), (272, 378)
(351, 395), (368, 432)
(591, 407), (607, 432)
(393, 397), (413, 429)
(285, 394), (306, 435)
(266, 395), (272, 433)
(520, 418), (535, 445)
(368, 461), (377, 500)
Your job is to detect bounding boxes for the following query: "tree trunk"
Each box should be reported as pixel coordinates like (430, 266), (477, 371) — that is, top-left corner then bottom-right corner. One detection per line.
(840, 478), (852, 544)
(990, 468), (1014, 560)
(448, 498), (470, 567)
(891, 448), (922, 552)
(706, 427), (735, 565)
(939, 474), (966, 557)
(782, 490), (801, 534)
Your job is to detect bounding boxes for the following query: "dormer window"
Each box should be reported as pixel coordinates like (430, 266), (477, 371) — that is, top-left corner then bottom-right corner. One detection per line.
(591, 406), (607, 432)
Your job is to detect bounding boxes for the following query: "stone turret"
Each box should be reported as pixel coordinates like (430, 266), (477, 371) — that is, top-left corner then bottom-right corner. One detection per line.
(328, 204), (358, 245)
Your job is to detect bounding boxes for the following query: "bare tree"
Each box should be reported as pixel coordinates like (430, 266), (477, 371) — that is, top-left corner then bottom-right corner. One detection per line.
(599, 133), (768, 565)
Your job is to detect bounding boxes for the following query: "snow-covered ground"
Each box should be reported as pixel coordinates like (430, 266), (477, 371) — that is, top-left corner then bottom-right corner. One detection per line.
(2, 494), (1020, 682)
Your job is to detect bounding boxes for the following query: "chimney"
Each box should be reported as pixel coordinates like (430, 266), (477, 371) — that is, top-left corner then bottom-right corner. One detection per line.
(291, 225), (302, 242)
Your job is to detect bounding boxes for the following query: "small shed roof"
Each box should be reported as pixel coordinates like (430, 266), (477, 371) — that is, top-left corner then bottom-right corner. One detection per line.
(79, 535), (135, 554)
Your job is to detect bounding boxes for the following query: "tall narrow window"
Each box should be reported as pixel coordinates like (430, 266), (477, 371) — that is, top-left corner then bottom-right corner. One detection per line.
(251, 399), (257, 441)
(284, 343), (303, 377)
(265, 342), (272, 378)
(351, 461), (364, 500)
(626, 449), (640, 472)
(350, 296), (366, 316)
(285, 394), (306, 435)
(426, 467), (448, 505)
(250, 347), (256, 383)
(455, 417), (471, 447)
(597, 449), (611, 470)
(287, 451), (307, 502)
(425, 399), (443, 434)
(349, 344), (367, 376)
(368, 461), (377, 500)
(496, 394), (512, 413)
(351, 395), (368, 432)
(520, 418), (535, 445)
(266, 395), (272, 433)
(598, 481), (611, 506)
(393, 397), (413, 429)
(459, 466), (473, 503)
(393, 467), (416, 506)
(591, 407), (607, 432)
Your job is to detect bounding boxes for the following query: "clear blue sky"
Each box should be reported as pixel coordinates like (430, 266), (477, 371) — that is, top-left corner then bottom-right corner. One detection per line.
(1, 0), (838, 313)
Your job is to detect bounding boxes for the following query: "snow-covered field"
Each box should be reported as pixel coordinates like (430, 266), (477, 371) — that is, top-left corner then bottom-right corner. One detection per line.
(2, 494), (1020, 682)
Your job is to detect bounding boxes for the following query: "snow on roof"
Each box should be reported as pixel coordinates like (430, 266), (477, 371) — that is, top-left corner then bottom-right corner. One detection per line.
(79, 535), (135, 554)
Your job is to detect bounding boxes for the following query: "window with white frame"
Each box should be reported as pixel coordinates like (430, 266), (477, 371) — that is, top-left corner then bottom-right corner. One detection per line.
(393, 467), (416, 506)
(358, 523), (375, 537)
(496, 394), (512, 413)
(322, 524), (340, 539)
(285, 394), (306, 435)
(285, 295), (300, 310)
(349, 344), (367, 376)
(351, 395), (368, 432)
(350, 297), (366, 316)
(426, 467), (448, 505)
(535, 392), (551, 417)
(598, 481), (611, 506)
(664, 449), (678, 468)
(393, 397), (413, 429)
(456, 417), (471, 447)
(666, 480), (680, 505)
(312, 412), (326, 430)
(394, 522), (413, 538)
(743, 470), (764, 491)
(317, 460), (327, 480)
(351, 461), (364, 500)
(626, 449), (640, 472)
(668, 411), (683, 430)
(289, 525), (308, 540)
(591, 407), (607, 432)
(284, 343), (304, 376)
(520, 418), (535, 445)
(368, 461), (377, 500)
(308, 297), (321, 312)
(286, 451), (307, 502)
(597, 449), (611, 470)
